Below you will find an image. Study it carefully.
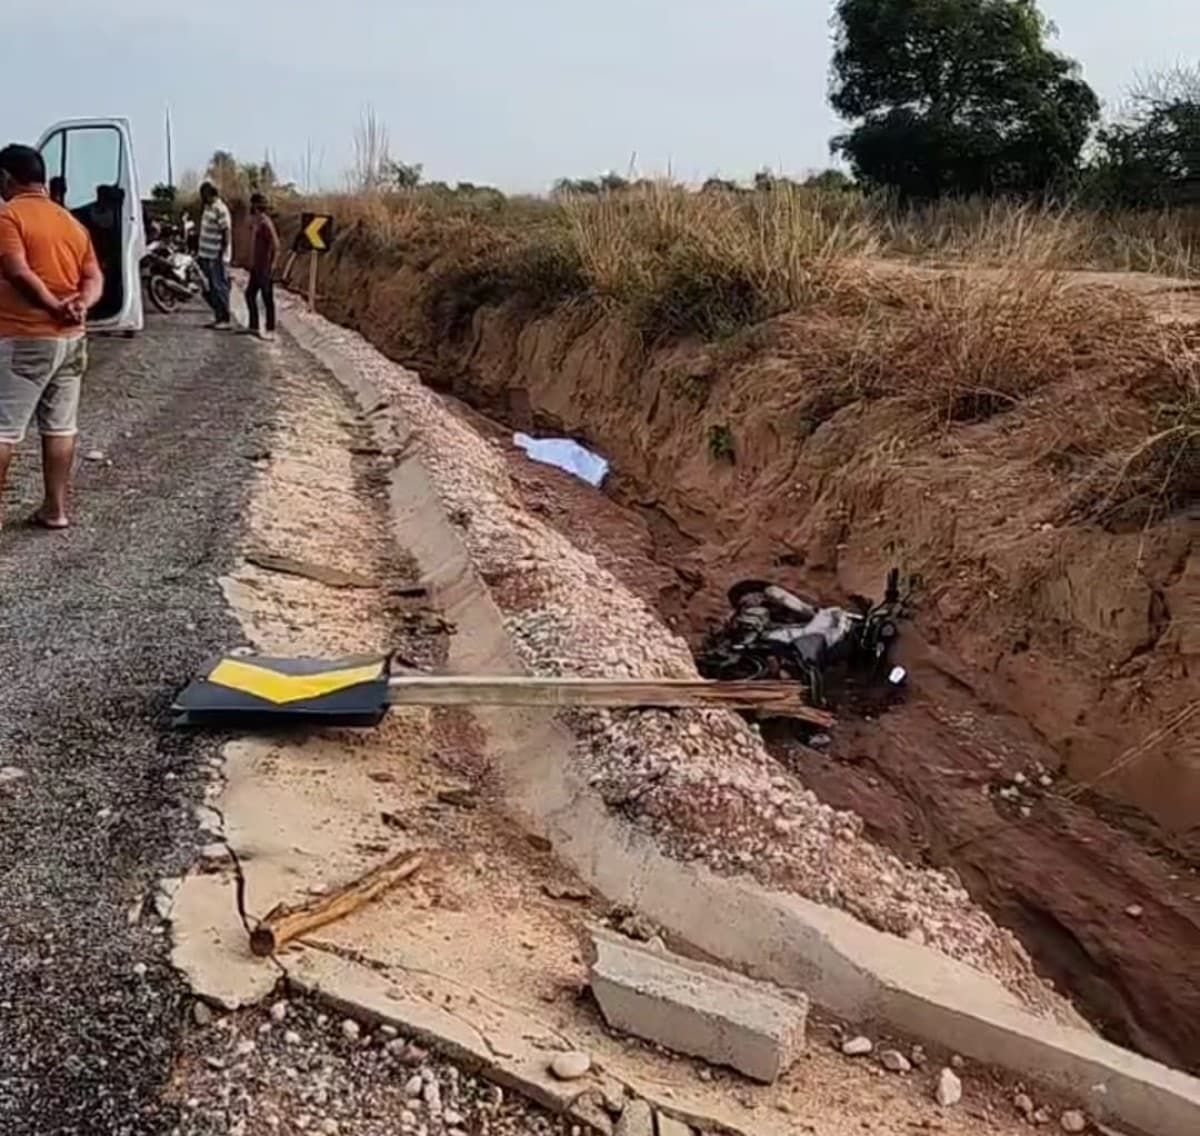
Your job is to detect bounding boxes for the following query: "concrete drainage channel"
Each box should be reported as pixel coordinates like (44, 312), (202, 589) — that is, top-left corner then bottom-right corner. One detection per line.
(199, 293), (1200, 1136)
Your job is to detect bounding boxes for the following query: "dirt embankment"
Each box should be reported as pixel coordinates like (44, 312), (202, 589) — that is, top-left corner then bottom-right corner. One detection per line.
(294, 230), (1199, 1068)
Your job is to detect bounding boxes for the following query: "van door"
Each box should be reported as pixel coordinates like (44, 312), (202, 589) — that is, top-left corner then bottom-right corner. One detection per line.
(36, 117), (145, 334)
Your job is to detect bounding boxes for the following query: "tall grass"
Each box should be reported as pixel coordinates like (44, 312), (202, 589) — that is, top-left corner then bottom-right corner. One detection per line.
(275, 179), (1196, 513)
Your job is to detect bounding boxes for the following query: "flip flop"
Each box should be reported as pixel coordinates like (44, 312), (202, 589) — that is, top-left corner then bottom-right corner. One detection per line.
(31, 513), (70, 531)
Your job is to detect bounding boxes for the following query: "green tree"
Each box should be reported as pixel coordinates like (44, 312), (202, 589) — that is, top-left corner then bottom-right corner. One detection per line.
(150, 183), (176, 203)
(701, 176), (741, 193)
(830, 0), (1099, 199)
(552, 177), (602, 196)
(388, 160), (424, 190)
(804, 169), (854, 191)
(1087, 66), (1200, 208)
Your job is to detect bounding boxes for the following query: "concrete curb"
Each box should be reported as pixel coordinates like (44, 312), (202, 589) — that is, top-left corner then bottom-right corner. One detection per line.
(281, 304), (1200, 1136)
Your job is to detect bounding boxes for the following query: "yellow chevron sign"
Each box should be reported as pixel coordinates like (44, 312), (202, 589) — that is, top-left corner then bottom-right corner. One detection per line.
(207, 657), (384, 704)
(297, 211), (334, 253)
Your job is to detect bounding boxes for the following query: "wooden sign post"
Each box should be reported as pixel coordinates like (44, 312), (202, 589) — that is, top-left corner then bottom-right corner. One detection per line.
(307, 250), (319, 311)
(292, 212), (335, 312)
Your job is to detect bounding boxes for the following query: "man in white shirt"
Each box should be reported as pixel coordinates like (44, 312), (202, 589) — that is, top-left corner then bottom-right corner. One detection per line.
(196, 181), (232, 329)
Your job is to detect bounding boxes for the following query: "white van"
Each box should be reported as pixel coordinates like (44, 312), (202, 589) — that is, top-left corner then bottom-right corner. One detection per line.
(35, 117), (145, 335)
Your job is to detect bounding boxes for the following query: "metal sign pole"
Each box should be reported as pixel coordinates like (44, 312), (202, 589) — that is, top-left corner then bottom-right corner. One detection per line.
(307, 250), (318, 311)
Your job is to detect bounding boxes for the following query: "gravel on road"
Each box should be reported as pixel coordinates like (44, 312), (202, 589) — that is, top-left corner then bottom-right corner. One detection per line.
(0, 317), (275, 1135)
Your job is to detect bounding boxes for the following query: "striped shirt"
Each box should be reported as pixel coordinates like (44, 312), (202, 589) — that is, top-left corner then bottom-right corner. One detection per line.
(198, 199), (232, 263)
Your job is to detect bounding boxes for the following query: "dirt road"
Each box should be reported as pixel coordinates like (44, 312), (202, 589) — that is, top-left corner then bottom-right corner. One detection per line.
(0, 319), (275, 1132)
(0, 317), (561, 1136)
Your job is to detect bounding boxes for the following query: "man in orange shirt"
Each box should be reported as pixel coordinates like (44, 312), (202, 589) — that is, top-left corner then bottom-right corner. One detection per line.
(0, 143), (103, 531)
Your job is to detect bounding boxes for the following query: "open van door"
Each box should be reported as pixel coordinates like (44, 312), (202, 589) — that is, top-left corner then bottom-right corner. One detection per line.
(36, 117), (145, 334)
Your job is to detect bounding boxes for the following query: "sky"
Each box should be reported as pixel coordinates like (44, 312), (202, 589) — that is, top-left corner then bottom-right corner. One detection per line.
(2, 0), (1194, 194)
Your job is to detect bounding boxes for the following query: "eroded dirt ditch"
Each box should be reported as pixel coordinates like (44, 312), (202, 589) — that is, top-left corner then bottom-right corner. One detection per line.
(452, 400), (1200, 1073)
(266, 227), (1198, 1070)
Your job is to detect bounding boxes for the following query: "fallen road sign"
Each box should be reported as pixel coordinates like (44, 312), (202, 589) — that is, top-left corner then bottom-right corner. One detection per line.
(173, 654), (391, 728)
(173, 654), (834, 729)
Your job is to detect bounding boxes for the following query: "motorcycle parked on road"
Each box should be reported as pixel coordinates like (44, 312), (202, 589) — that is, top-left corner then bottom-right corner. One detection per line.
(141, 223), (207, 314)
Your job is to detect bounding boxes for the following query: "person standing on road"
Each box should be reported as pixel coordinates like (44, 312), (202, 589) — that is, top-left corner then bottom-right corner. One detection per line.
(0, 143), (102, 532)
(197, 181), (233, 329)
(245, 192), (278, 341)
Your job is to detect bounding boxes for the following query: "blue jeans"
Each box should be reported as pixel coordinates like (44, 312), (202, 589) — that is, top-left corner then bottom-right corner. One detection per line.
(199, 257), (231, 323)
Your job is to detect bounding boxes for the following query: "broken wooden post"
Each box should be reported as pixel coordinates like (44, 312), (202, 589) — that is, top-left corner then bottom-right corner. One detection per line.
(385, 675), (833, 725)
(249, 851), (424, 957)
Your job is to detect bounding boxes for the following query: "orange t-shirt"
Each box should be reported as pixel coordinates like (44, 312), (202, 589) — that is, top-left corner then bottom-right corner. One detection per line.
(0, 193), (99, 337)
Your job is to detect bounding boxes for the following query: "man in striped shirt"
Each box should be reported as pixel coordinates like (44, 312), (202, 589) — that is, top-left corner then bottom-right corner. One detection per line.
(197, 181), (232, 329)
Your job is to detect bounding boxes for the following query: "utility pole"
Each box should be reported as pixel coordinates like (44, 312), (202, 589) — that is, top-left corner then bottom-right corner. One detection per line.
(165, 105), (175, 189)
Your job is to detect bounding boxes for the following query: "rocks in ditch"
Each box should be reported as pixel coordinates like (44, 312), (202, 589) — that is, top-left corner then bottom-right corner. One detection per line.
(879, 1049), (912, 1073)
(841, 1036), (874, 1057)
(935, 1067), (963, 1107)
(339, 1019), (360, 1042)
(1060, 1110), (1088, 1133)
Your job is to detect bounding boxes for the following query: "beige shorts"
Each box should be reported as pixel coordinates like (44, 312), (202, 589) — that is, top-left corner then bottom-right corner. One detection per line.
(0, 335), (87, 444)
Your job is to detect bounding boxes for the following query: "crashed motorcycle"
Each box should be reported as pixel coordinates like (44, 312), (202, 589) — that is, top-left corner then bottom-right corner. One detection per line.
(696, 569), (911, 708)
(141, 230), (207, 314)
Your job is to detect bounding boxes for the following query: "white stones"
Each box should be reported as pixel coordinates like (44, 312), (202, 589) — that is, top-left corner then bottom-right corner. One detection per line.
(880, 1049), (912, 1073)
(284, 1030), (301, 1046)
(340, 1019), (360, 1042)
(404, 1074), (423, 1098)
(132, 962), (147, 978)
(842, 1036), (874, 1057)
(0, 766), (27, 784)
(549, 1050), (592, 1081)
(1060, 1110), (1088, 1133)
(935, 1067), (963, 1107)
(1124, 904), (1144, 919)
(192, 1001), (214, 1027)
(319, 1119), (339, 1135)
(269, 1001), (288, 1023)
(235, 1039), (256, 1057)
(1015, 1092), (1035, 1117)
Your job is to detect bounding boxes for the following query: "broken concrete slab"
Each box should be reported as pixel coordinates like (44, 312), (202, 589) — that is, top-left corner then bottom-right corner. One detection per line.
(587, 926), (808, 1083)
(614, 1098), (654, 1136)
(655, 1112), (694, 1136)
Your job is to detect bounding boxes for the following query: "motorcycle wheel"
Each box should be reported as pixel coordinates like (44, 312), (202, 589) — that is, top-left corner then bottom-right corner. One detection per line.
(148, 275), (178, 314)
(701, 653), (768, 681)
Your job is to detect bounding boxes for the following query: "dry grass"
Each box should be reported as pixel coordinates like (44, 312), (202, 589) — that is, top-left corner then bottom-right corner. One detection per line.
(1076, 325), (1200, 523)
(871, 197), (1198, 277)
(562, 181), (878, 337)
(272, 179), (1197, 514)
